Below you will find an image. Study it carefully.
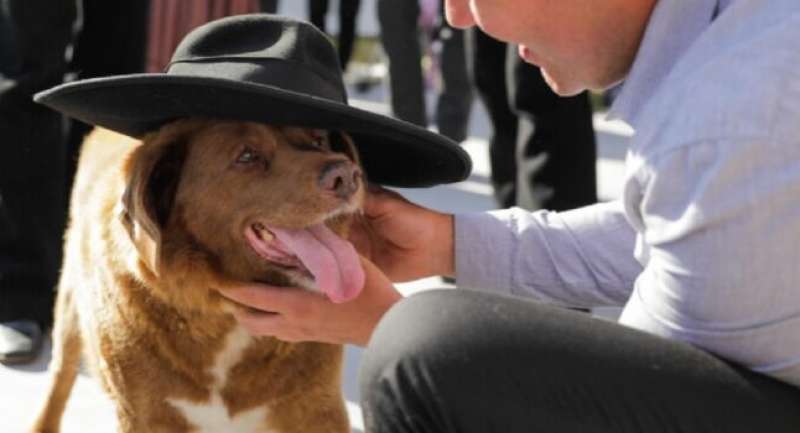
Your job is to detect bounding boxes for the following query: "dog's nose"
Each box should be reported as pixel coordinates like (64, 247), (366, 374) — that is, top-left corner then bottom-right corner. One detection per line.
(319, 160), (361, 200)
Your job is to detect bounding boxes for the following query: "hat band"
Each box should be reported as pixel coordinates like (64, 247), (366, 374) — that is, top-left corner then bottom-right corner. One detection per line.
(167, 58), (347, 103)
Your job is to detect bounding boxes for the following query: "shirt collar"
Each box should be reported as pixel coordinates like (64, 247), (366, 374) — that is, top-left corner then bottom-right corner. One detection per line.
(608, 0), (733, 128)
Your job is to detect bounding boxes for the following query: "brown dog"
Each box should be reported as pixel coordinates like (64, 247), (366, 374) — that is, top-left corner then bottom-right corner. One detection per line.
(30, 119), (365, 433)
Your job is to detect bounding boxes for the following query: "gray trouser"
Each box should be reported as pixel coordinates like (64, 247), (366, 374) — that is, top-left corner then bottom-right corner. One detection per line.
(360, 290), (800, 432)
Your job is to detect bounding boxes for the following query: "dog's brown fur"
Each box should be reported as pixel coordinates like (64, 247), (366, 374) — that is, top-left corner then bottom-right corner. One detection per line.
(30, 119), (365, 433)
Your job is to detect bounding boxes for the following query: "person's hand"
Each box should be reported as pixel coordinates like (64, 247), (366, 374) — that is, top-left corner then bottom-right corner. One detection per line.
(349, 185), (455, 282)
(218, 257), (402, 346)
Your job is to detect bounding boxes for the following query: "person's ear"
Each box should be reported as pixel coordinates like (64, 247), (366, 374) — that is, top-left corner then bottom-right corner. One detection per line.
(119, 126), (190, 277)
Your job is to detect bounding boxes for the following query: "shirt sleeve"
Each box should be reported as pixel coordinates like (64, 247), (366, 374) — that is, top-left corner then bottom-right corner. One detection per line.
(454, 200), (642, 308)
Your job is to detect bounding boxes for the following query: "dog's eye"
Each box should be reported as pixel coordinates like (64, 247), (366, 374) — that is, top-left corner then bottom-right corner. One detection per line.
(236, 148), (260, 164)
(312, 137), (324, 148)
(308, 131), (329, 150)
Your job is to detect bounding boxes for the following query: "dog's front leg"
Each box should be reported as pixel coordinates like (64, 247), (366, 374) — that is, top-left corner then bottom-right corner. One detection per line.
(29, 285), (82, 433)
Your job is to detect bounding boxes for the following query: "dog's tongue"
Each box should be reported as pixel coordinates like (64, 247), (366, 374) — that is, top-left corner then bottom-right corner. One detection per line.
(269, 224), (364, 303)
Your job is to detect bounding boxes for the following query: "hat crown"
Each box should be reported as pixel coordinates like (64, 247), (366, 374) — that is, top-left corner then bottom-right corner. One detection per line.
(33, 14), (472, 187)
(167, 14), (347, 102)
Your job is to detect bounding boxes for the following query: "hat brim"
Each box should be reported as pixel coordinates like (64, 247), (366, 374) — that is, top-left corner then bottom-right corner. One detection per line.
(34, 74), (472, 187)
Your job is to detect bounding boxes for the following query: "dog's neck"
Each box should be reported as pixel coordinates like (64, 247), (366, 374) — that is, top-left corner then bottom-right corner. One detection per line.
(121, 275), (235, 341)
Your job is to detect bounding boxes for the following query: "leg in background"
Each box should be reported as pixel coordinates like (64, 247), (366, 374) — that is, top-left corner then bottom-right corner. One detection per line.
(309, 0), (329, 33)
(466, 29), (517, 207)
(65, 0), (150, 200)
(336, 0), (361, 70)
(376, 0), (426, 127)
(435, 19), (472, 143)
(509, 49), (597, 211)
(260, 0), (278, 14)
(0, 0), (79, 336)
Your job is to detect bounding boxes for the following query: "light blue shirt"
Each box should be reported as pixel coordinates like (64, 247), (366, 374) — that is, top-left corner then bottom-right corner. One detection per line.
(454, 0), (800, 386)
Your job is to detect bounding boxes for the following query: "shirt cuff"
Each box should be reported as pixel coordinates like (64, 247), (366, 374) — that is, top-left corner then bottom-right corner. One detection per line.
(454, 210), (517, 295)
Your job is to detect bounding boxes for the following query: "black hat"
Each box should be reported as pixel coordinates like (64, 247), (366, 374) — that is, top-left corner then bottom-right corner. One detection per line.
(34, 14), (471, 187)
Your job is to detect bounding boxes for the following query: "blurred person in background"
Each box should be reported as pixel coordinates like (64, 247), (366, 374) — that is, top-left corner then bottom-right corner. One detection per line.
(260, 0), (278, 14)
(147, 0), (261, 72)
(65, 1), (150, 194)
(308, 0), (361, 72)
(0, 0), (149, 364)
(0, 0), (78, 365)
(467, 28), (596, 210)
(377, 0), (472, 143)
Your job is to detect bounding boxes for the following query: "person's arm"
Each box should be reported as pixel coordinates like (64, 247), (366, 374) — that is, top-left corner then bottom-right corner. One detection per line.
(219, 188), (642, 345)
(455, 200), (643, 308)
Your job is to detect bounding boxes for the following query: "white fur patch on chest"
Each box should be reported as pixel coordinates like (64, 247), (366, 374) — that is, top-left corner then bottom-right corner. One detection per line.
(168, 327), (271, 433)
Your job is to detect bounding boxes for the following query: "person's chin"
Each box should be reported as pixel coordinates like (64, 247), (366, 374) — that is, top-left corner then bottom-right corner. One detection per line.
(540, 68), (584, 97)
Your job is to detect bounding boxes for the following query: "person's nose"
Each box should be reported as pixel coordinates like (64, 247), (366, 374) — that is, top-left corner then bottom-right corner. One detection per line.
(444, 0), (476, 29)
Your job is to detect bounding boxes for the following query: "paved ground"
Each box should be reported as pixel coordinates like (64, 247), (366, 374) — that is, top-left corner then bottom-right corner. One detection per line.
(2, 7), (633, 428)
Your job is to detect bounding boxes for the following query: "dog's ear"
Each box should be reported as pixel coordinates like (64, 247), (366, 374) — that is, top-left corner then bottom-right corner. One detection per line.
(120, 127), (189, 277)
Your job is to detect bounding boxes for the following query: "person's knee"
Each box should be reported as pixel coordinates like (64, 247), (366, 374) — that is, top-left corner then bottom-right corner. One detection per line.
(358, 290), (465, 429)
(359, 289), (508, 390)
(359, 289), (582, 395)
(360, 290), (455, 379)
(362, 290), (469, 374)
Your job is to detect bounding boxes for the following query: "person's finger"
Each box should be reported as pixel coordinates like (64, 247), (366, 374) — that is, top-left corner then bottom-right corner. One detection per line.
(233, 308), (286, 336)
(218, 284), (305, 314)
(348, 216), (374, 258)
(366, 182), (385, 194)
(362, 184), (407, 218)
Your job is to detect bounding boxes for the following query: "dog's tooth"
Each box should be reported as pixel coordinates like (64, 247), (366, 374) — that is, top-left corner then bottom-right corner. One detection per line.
(256, 225), (274, 242)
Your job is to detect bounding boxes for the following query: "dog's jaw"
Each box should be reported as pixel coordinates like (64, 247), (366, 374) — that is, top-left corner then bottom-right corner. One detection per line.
(246, 223), (312, 274)
(244, 218), (365, 303)
(245, 223), (316, 287)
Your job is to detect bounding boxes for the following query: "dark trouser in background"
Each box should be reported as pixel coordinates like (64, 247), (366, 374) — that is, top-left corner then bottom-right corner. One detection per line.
(468, 29), (597, 210)
(376, 0), (424, 126)
(0, 0), (78, 326)
(308, 0), (361, 70)
(377, 0), (472, 143)
(360, 290), (800, 433)
(467, 29), (517, 207)
(65, 0), (150, 197)
(260, 0), (278, 13)
(434, 23), (472, 144)
(510, 45), (597, 211)
(0, 0), (149, 326)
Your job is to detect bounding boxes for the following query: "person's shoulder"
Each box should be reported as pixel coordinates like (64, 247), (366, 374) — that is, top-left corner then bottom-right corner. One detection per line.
(636, 4), (800, 154)
(690, 9), (798, 133)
